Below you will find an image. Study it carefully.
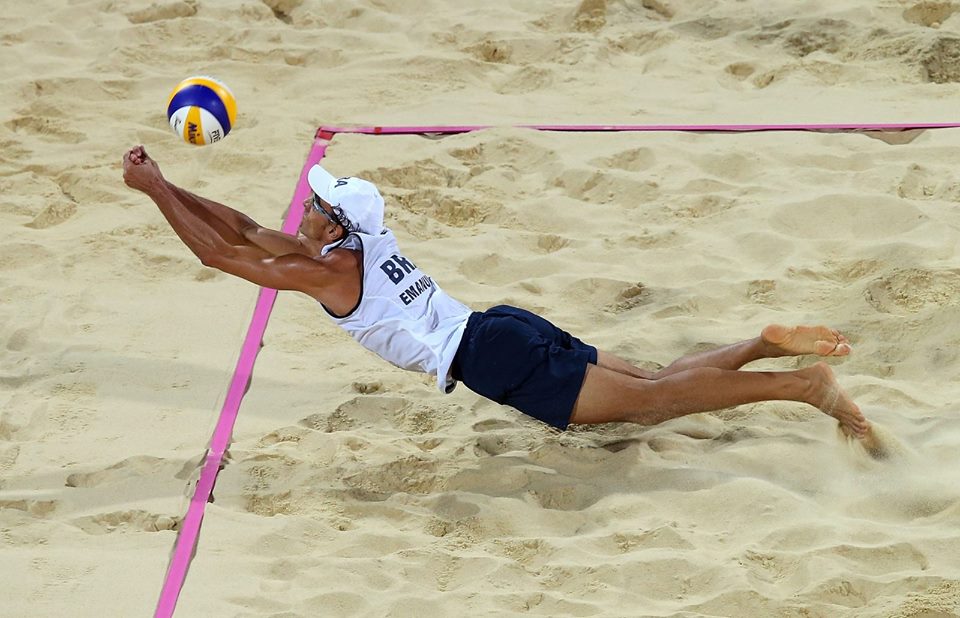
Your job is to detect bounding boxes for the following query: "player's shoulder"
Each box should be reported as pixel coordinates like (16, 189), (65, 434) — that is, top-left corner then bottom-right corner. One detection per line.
(316, 242), (362, 273)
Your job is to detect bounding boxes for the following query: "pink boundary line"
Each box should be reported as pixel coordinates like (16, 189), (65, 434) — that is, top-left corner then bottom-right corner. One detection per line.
(317, 122), (960, 136)
(154, 118), (960, 616)
(153, 135), (330, 618)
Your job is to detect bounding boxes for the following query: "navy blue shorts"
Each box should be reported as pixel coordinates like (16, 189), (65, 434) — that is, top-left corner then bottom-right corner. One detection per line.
(450, 305), (598, 430)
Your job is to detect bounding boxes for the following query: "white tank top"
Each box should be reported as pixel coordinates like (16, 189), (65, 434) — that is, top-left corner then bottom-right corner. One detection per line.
(321, 229), (472, 393)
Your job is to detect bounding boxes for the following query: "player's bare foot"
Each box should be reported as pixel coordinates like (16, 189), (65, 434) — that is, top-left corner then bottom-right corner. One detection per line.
(802, 361), (869, 437)
(762, 324), (851, 357)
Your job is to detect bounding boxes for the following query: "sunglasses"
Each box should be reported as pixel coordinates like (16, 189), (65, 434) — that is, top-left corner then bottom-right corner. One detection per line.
(311, 194), (348, 228)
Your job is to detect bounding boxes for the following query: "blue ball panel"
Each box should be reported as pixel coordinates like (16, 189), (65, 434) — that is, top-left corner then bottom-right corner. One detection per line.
(166, 84), (232, 134)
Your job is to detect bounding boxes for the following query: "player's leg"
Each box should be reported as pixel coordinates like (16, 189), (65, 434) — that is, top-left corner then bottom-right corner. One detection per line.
(596, 324), (851, 380)
(568, 361), (868, 436)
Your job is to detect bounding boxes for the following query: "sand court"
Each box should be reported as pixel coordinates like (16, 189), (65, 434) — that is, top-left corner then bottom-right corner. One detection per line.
(4, 0), (960, 615)
(171, 128), (960, 615)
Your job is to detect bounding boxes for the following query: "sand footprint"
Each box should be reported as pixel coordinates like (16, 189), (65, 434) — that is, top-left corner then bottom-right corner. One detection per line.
(0, 498), (57, 518)
(917, 35), (960, 83)
(0, 444), (20, 472)
(71, 510), (179, 534)
(782, 20), (849, 57)
(299, 410), (355, 433)
(459, 253), (536, 286)
(490, 538), (554, 568)
(554, 167), (660, 204)
(466, 39), (512, 64)
(299, 396), (416, 433)
(364, 160), (470, 191)
(342, 456), (440, 497)
(245, 489), (307, 517)
(5, 114), (85, 144)
(814, 540), (928, 575)
(672, 16), (739, 40)
(472, 418), (521, 432)
(473, 430), (540, 456)
(612, 29), (677, 56)
(747, 279), (777, 305)
(902, 2), (959, 28)
(448, 143), (485, 165)
(261, 0), (300, 24)
(28, 77), (135, 102)
(25, 202), (76, 229)
(452, 133), (559, 171)
(590, 147), (657, 173)
(446, 452), (604, 511)
(860, 31), (960, 83)
(561, 278), (652, 313)
(864, 268), (960, 314)
(467, 35), (590, 66)
(257, 425), (309, 446)
(746, 18), (849, 57)
(642, 0), (674, 20)
(608, 282), (652, 313)
(898, 163), (942, 199)
(527, 475), (603, 511)
(432, 195), (501, 227)
(571, 0), (609, 32)
(611, 526), (695, 554)
(496, 66), (555, 95)
(531, 234), (570, 254)
(64, 455), (183, 487)
(125, 1), (197, 24)
(725, 62), (757, 79)
(671, 194), (738, 219)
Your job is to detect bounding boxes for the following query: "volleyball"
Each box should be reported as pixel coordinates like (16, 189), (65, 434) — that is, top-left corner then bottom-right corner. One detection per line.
(166, 76), (237, 146)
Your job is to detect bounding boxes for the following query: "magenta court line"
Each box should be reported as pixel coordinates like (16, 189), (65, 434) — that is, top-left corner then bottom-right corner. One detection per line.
(317, 121), (960, 136)
(154, 118), (960, 616)
(153, 135), (329, 618)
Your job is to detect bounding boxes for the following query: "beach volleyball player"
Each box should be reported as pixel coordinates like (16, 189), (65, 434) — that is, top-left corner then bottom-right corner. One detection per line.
(122, 144), (872, 440)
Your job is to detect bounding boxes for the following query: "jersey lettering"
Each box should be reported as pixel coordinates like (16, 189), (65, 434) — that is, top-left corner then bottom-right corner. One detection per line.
(393, 254), (416, 274)
(399, 276), (434, 305)
(378, 254), (419, 284)
(380, 259), (404, 283)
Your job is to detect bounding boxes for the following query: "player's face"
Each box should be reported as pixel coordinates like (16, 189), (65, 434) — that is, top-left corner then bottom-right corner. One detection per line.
(300, 194), (342, 241)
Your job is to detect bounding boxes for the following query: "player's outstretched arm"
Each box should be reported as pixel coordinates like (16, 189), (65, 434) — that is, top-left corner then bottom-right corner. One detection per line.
(124, 145), (309, 259)
(123, 145), (341, 296)
(161, 185), (307, 259)
(123, 145), (240, 260)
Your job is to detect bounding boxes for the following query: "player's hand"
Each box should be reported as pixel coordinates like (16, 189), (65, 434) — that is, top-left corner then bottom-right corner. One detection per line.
(122, 145), (165, 193)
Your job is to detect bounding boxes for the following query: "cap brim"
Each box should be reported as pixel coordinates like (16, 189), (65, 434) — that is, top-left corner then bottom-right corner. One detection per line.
(307, 165), (336, 202)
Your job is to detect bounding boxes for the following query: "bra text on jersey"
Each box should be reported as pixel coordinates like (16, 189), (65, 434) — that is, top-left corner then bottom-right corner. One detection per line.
(379, 254), (417, 284)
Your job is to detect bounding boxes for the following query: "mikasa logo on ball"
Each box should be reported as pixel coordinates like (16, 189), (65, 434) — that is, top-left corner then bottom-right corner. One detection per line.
(166, 75), (237, 146)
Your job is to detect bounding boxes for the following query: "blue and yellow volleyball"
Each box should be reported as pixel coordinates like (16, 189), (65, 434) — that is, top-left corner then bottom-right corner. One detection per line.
(166, 76), (237, 146)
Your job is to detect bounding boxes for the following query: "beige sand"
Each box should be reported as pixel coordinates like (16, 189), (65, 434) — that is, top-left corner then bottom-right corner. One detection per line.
(3, 0), (960, 616)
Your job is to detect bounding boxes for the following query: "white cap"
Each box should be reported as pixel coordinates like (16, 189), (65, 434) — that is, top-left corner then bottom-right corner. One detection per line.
(307, 165), (385, 235)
